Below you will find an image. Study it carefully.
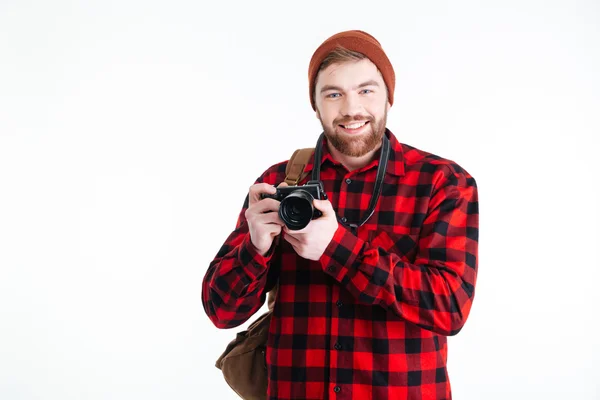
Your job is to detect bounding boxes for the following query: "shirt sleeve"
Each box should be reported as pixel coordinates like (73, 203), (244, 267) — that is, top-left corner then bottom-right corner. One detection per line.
(202, 177), (278, 329)
(319, 166), (479, 336)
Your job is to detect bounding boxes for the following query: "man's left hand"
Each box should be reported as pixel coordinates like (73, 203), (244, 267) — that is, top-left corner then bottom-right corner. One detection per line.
(282, 197), (339, 261)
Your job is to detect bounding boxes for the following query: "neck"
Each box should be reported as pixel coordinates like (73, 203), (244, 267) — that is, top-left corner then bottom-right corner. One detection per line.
(327, 141), (383, 172)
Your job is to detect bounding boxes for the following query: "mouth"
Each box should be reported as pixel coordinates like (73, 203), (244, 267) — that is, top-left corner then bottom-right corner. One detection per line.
(338, 121), (369, 134)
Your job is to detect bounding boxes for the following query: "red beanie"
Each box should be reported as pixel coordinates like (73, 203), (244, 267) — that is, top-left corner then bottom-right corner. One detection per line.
(308, 30), (395, 111)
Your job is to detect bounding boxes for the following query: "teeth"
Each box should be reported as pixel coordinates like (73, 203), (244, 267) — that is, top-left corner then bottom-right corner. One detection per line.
(343, 122), (366, 129)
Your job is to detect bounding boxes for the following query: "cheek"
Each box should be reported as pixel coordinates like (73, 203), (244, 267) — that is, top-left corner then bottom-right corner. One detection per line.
(366, 102), (387, 119)
(318, 106), (338, 125)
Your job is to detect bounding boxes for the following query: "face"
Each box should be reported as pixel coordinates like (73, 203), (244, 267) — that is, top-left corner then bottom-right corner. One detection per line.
(314, 58), (391, 158)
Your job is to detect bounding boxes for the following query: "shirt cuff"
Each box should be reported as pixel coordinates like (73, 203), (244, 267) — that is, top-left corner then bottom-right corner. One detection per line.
(239, 233), (275, 279)
(319, 224), (364, 281)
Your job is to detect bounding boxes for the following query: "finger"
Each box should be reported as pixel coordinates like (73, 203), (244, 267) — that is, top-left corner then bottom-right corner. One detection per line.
(281, 228), (302, 246)
(283, 232), (301, 247)
(312, 199), (334, 216)
(286, 241), (299, 254)
(250, 198), (281, 214)
(264, 223), (283, 236)
(248, 183), (277, 206)
(284, 224), (309, 235)
(255, 221), (283, 236)
(255, 210), (285, 226)
(277, 182), (289, 188)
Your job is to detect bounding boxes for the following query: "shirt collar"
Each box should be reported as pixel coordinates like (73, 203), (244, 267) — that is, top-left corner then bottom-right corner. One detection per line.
(303, 128), (405, 177)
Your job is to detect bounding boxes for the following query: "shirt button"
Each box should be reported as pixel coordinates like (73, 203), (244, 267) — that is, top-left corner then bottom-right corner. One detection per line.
(336, 300), (343, 307)
(334, 386), (341, 393)
(327, 266), (335, 273)
(345, 178), (352, 184)
(334, 342), (342, 350)
(341, 217), (347, 223)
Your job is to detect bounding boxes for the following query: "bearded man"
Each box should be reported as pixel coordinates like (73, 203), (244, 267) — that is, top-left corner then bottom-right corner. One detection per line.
(203, 30), (479, 400)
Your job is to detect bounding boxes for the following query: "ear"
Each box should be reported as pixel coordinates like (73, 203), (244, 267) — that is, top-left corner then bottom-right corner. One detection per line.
(315, 108), (321, 120)
(386, 101), (391, 112)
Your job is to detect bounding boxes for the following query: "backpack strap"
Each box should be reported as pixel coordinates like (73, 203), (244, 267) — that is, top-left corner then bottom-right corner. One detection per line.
(284, 148), (315, 186)
(266, 147), (315, 311)
(267, 287), (277, 311)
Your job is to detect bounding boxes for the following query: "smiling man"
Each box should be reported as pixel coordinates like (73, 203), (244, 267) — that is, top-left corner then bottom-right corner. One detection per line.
(203, 30), (479, 400)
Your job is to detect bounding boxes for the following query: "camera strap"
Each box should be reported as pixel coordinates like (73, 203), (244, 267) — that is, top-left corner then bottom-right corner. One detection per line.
(311, 132), (391, 231)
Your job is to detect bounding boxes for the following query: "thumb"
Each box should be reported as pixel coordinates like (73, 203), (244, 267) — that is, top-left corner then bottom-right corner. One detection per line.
(277, 181), (289, 188)
(313, 199), (334, 216)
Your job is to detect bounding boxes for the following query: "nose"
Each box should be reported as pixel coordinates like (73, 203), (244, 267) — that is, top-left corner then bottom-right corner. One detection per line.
(339, 92), (364, 117)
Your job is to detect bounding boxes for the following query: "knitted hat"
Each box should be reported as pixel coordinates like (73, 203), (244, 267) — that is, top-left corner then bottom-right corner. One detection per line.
(308, 30), (395, 111)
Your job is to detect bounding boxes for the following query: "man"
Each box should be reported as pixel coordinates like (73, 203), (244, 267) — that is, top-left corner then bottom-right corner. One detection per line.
(203, 30), (479, 400)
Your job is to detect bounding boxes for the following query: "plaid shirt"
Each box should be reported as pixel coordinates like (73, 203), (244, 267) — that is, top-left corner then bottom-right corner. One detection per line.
(203, 129), (479, 400)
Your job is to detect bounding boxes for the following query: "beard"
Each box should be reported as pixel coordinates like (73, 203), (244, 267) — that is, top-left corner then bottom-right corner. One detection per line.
(319, 107), (388, 158)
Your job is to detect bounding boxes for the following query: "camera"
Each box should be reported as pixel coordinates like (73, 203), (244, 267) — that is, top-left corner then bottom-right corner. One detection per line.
(260, 180), (327, 230)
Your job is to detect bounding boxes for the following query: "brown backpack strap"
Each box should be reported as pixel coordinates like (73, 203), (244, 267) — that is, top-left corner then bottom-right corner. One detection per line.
(267, 284), (277, 311)
(284, 148), (314, 186)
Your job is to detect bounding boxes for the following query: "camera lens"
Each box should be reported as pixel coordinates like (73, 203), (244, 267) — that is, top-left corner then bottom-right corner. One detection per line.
(279, 190), (315, 230)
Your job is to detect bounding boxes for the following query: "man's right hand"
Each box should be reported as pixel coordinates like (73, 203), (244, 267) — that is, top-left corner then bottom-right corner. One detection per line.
(245, 182), (287, 256)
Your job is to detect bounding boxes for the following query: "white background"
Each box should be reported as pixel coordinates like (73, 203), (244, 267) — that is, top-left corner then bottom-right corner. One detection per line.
(1, 0), (599, 399)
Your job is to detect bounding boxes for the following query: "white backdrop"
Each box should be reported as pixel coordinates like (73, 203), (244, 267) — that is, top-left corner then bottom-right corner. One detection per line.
(1, 0), (599, 399)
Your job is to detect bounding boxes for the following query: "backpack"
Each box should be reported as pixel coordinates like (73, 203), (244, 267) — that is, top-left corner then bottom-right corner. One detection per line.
(214, 147), (315, 400)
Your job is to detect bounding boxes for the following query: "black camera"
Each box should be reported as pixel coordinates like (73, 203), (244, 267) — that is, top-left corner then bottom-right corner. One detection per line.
(260, 180), (327, 230)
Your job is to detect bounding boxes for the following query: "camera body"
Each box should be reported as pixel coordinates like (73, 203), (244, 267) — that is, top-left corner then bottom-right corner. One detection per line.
(261, 180), (327, 230)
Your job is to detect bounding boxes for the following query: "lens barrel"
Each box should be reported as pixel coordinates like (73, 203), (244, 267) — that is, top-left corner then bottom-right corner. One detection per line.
(279, 190), (315, 230)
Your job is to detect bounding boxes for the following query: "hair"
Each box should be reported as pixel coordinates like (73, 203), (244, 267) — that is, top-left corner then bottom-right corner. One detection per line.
(318, 46), (368, 71)
(312, 46), (388, 106)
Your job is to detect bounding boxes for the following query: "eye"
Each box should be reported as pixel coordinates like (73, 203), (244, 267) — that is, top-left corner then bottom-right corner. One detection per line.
(360, 89), (372, 94)
(326, 93), (341, 98)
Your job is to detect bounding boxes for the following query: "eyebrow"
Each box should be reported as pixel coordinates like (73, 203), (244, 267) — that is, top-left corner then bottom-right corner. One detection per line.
(320, 80), (380, 94)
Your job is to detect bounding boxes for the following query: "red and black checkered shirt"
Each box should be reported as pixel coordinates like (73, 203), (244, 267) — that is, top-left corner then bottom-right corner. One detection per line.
(203, 129), (479, 399)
